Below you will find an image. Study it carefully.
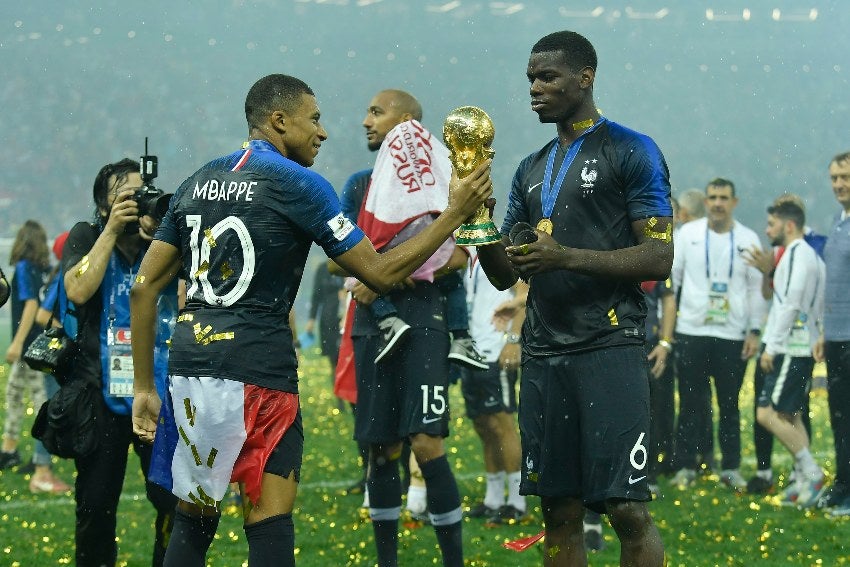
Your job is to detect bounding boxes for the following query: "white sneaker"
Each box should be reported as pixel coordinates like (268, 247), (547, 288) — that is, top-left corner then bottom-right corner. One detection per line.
(671, 468), (697, 488)
(447, 337), (488, 370)
(374, 317), (411, 364)
(795, 473), (827, 509)
(719, 469), (747, 492)
(361, 488), (370, 509)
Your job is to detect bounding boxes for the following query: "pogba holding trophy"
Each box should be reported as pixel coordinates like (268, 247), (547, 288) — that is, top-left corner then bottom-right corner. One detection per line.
(443, 106), (501, 245)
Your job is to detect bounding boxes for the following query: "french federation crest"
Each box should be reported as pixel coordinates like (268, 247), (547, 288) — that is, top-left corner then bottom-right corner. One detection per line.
(580, 165), (597, 189)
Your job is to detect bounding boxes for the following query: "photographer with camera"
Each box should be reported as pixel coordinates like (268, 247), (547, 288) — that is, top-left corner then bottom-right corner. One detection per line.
(62, 156), (177, 567)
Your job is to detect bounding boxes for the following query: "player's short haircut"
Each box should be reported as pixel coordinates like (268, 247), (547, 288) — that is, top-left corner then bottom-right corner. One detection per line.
(677, 188), (706, 218)
(380, 89), (423, 121)
(767, 201), (805, 230)
(773, 192), (806, 211)
(706, 177), (736, 197)
(245, 74), (314, 129)
(531, 31), (597, 73)
(92, 158), (139, 215)
(831, 151), (850, 166)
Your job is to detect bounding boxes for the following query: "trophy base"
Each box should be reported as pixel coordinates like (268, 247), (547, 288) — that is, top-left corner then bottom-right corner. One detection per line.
(456, 221), (502, 246)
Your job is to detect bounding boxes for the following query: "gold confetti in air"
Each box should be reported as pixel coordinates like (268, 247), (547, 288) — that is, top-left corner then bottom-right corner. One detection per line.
(135, 275), (146, 284)
(643, 216), (673, 243)
(177, 313), (194, 322)
(220, 261), (234, 281)
(76, 255), (90, 277)
(194, 260), (209, 278)
(204, 228), (217, 248)
(608, 308), (619, 326)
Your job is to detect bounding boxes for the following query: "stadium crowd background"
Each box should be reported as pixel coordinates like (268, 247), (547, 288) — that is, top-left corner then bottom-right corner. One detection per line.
(0, 0), (846, 315)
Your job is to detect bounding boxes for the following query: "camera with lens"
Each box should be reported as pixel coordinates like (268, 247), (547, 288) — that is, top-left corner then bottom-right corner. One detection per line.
(136, 138), (173, 220)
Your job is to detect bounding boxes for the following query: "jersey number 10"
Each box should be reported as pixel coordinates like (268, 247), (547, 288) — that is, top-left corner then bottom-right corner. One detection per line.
(185, 214), (256, 307)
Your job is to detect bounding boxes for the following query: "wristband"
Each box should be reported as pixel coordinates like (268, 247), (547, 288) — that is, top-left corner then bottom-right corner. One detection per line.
(658, 339), (673, 352)
(505, 333), (521, 344)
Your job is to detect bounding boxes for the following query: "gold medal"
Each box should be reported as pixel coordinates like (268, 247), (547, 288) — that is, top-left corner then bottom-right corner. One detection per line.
(536, 218), (553, 234)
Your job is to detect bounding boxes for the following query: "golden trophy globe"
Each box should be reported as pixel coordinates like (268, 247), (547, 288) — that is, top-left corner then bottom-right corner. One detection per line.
(443, 106), (501, 246)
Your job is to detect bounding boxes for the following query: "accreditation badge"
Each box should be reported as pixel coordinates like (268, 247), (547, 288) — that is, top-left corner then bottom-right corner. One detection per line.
(705, 282), (730, 325)
(107, 327), (134, 397)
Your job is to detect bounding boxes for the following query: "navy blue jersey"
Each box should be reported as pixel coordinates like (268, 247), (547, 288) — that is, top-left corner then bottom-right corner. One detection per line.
(10, 259), (46, 349)
(340, 168), (372, 222)
(502, 119), (672, 355)
(157, 139), (364, 392)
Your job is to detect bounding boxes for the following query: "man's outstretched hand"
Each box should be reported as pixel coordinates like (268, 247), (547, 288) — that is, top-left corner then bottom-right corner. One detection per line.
(132, 391), (162, 444)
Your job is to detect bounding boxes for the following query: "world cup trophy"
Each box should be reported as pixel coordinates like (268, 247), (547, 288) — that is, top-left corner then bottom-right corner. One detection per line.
(443, 106), (501, 246)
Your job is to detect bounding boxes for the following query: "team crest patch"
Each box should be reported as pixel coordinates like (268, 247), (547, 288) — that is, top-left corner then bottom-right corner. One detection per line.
(327, 213), (355, 241)
(580, 159), (598, 196)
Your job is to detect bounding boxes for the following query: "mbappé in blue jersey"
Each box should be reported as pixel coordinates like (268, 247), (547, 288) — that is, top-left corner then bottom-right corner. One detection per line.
(156, 139), (364, 392)
(502, 118), (672, 355)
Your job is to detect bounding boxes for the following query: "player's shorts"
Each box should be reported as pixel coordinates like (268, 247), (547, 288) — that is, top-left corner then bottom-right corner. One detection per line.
(149, 375), (302, 507)
(353, 328), (450, 443)
(519, 345), (651, 512)
(758, 354), (813, 415)
(460, 363), (518, 419)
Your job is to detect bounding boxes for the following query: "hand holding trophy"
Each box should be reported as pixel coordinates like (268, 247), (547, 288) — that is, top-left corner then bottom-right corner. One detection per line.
(443, 106), (501, 246)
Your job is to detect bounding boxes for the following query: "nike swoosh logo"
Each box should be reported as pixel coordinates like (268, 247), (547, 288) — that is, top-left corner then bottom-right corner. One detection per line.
(628, 475), (646, 485)
(422, 416), (441, 424)
(528, 182), (543, 193)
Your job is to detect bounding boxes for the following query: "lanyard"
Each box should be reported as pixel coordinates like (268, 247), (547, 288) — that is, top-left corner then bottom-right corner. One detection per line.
(541, 117), (606, 219)
(705, 227), (735, 280)
(107, 254), (136, 328)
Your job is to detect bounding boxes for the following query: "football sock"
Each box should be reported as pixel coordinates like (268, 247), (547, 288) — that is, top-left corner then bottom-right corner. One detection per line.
(584, 509), (602, 526)
(421, 455), (463, 567)
(245, 513), (294, 567)
(368, 454), (401, 567)
(163, 509), (219, 567)
(794, 447), (822, 480)
(506, 471), (526, 511)
(484, 471), (506, 509)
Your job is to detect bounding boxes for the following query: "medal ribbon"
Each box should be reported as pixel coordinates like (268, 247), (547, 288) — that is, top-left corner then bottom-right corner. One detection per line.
(705, 227), (735, 280)
(541, 117), (606, 220)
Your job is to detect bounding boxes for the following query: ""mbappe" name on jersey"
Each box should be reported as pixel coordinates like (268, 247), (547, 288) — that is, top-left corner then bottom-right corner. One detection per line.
(192, 180), (257, 201)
